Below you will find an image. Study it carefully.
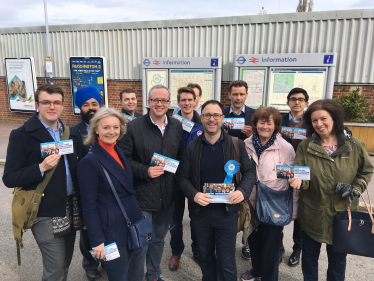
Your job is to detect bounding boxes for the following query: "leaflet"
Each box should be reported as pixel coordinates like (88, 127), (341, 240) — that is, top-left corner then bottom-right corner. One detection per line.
(40, 139), (74, 158)
(203, 183), (235, 203)
(222, 118), (245, 130)
(89, 242), (120, 262)
(172, 113), (194, 133)
(123, 114), (136, 125)
(281, 126), (307, 140)
(150, 153), (179, 173)
(276, 165), (310, 180)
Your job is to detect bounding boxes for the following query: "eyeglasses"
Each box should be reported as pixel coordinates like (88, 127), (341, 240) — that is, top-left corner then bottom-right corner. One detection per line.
(39, 100), (63, 107)
(289, 97), (306, 102)
(149, 99), (170, 105)
(201, 113), (223, 120)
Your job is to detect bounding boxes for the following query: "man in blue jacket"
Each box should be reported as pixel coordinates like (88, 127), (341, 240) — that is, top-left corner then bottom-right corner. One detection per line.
(168, 86), (203, 271)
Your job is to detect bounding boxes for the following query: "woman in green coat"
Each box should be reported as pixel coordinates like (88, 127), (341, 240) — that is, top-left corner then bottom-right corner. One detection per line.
(289, 99), (373, 281)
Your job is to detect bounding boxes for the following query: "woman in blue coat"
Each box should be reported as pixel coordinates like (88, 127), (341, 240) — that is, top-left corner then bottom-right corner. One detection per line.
(78, 107), (144, 281)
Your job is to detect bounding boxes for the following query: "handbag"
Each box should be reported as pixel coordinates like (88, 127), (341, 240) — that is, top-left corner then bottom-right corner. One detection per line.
(12, 126), (69, 265)
(332, 180), (374, 258)
(255, 181), (293, 226)
(99, 162), (155, 251)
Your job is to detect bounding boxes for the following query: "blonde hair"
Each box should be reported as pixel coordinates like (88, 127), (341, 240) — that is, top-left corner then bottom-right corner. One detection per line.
(84, 107), (127, 146)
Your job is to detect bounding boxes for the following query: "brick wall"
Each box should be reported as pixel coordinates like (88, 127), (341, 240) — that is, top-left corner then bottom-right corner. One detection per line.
(0, 77), (373, 126)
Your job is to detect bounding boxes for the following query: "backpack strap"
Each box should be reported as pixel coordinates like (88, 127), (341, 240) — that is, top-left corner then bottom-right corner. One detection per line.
(232, 136), (241, 187)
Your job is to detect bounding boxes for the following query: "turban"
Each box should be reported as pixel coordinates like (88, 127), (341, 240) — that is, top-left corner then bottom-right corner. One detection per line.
(75, 86), (102, 109)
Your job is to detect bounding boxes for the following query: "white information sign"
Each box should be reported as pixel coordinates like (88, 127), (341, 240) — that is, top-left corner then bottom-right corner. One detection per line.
(269, 68), (327, 111)
(146, 70), (167, 94)
(5, 58), (37, 112)
(169, 70), (214, 107)
(241, 68), (266, 108)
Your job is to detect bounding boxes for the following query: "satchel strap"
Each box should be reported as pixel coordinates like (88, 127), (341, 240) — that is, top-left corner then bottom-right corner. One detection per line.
(347, 180), (374, 234)
(232, 137), (241, 186)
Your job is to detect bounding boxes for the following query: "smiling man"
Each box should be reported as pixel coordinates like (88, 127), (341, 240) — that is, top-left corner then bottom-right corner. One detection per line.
(118, 84), (184, 281)
(70, 86), (102, 281)
(178, 100), (256, 281)
(120, 88), (142, 117)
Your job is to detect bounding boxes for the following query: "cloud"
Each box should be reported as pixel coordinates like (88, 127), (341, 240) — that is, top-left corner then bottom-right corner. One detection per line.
(349, 0), (374, 8)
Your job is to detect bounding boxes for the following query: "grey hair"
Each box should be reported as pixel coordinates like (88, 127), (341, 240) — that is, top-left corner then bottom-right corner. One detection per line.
(84, 107), (127, 146)
(148, 84), (171, 100)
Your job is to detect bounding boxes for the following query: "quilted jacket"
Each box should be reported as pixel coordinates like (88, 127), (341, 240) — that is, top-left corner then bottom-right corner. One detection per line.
(118, 113), (184, 211)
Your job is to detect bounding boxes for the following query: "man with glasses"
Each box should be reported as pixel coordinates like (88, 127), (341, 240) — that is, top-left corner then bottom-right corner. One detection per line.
(173, 83), (203, 115)
(168, 87), (203, 271)
(120, 88), (142, 117)
(3, 84), (81, 281)
(178, 100), (256, 281)
(279, 87), (309, 266)
(119, 84), (184, 281)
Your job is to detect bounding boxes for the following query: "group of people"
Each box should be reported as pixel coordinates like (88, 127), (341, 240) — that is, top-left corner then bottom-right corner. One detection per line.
(3, 79), (373, 281)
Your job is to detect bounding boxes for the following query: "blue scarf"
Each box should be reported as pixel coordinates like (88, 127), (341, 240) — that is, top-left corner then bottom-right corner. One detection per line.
(252, 131), (277, 158)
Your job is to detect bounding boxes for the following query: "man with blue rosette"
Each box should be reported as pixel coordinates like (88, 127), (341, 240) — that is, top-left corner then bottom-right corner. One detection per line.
(177, 100), (256, 281)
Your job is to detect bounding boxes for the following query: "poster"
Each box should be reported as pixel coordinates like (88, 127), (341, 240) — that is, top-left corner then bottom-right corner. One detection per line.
(169, 70), (214, 107)
(269, 68), (327, 111)
(5, 58), (37, 112)
(241, 69), (266, 108)
(146, 70), (167, 95)
(70, 57), (107, 114)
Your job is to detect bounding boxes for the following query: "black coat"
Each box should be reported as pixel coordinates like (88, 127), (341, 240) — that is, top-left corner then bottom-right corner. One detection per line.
(177, 131), (257, 215)
(70, 121), (90, 159)
(77, 142), (143, 249)
(121, 108), (142, 118)
(2, 113), (80, 217)
(118, 113), (184, 211)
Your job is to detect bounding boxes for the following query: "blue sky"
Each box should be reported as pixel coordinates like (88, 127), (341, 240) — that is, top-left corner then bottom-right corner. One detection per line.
(0, 0), (373, 28)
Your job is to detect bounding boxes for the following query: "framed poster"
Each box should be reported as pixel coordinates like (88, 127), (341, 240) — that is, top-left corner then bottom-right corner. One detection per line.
(69, 57), (107, 115)
(5, 57), (37, 112)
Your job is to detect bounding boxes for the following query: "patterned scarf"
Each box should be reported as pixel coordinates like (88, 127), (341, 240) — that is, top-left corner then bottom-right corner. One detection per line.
(252, 131), (277, 157)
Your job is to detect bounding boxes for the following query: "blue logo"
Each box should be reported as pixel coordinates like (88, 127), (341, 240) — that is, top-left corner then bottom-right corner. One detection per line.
(211, 58), (219, 67)
(323, 55), (333, 64)
(236, 56), (246, 65)
(143, 59), (151, 66)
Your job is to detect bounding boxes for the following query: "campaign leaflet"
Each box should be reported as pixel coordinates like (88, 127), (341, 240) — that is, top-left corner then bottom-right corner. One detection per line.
(172, 113), (194, 133)
(40, 139), (74, 158)
(90, 242), (120, 261)
(222, 118), (245, 130)
(276, 165), (310, 180)
(281, 126), (307, 140)
(150, 153), (179, 173)
(123, 114), (136, 125)
(203, 183), (235, 203)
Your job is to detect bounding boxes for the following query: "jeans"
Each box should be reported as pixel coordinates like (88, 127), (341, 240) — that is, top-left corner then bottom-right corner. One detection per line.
(248, 223), (283, 281)
(169, 189), (198, 256)
(191, 207), (238, 281)
(302, 231), (347, 281)
(127, 203), (174, 281)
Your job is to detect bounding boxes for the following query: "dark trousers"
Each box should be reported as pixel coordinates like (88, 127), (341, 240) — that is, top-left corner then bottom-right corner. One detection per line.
(80, 228), (100, 271)
(248, 223), (283, 281)
(191, 207), (238, 281)
(169, 190), (198, 256)
(280, 218), (302, 251)
(103, 246), (133, 281)
(302, 231), (347, 281)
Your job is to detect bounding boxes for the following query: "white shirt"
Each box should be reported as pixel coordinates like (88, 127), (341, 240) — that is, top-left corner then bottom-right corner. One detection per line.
(150, 114), (168, 136)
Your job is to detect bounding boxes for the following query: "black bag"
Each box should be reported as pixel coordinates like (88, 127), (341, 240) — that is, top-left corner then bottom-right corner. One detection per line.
(332, 181), (374, 258)
(255, 181), (293, 226)
(98, 160), (156, 251)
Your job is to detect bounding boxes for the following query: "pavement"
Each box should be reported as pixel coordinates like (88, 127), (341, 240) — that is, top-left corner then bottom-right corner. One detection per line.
(0, 123), (373, 280)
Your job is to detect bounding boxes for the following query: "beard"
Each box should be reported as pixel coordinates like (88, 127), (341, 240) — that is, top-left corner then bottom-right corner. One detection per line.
(81, 109), (97, 124)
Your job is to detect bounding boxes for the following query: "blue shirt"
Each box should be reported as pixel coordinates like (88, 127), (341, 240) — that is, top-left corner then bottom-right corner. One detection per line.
(229, 105), (245, 115)
(39, 118), (73, 196)
(288, 112), (303, 123)
(85, 122), (90, 135)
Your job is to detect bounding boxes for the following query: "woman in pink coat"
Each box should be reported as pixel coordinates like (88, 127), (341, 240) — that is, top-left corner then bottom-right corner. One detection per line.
(240, 107), (299, 281)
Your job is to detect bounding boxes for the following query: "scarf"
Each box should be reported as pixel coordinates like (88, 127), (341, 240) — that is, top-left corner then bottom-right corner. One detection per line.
(252, 131), (277, 158)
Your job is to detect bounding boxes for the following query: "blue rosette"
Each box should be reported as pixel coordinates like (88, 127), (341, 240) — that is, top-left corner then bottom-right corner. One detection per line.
(224, 160), (239, 184)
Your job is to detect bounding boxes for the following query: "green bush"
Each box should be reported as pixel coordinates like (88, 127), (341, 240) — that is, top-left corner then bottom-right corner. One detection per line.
(335, 88), (371, 122)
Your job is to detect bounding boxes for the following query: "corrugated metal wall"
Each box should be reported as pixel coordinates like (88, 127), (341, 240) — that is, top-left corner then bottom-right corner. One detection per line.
(1, 9), (373, 83)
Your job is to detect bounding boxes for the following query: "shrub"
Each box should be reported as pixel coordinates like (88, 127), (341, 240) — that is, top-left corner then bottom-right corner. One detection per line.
(335, 88), (371, 122)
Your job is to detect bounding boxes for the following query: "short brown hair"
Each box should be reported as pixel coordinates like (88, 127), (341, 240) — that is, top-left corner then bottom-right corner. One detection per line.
(187, 83), (202, 97)
(251, 107), (282, 134)
(120, 88), (137, 100)
(35, 84), (64, 103)
(303, 99), (344, 137)
(228, 80), (248, 93)
(177, 87), (196, 102)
